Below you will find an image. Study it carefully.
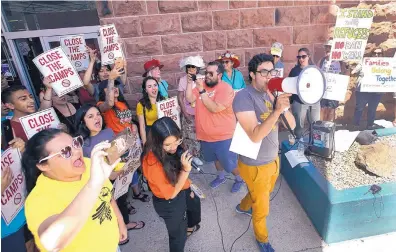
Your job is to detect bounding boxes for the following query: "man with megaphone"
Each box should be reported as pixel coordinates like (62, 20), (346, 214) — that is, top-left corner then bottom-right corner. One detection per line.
(232, 54), (296, 252)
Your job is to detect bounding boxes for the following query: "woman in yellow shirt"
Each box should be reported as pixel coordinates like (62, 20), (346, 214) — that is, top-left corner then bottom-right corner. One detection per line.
(136, 76), (165, 144)
(22, 129), (125, 252)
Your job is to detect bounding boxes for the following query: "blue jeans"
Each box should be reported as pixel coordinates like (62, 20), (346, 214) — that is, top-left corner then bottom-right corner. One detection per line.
(201, 139), (237, 173)
(353, 92), (382, 127)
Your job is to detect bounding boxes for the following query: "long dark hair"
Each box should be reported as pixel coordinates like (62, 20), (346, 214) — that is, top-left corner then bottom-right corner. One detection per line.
(139, 76), (165, 111)
(74, 104), (106, 144)
(98, 81), (132, 112)
(94, 64), (111, 82)
(297, 48), (315, 66)
(22, 129), (63, 194)
(141, 117), (182, 185)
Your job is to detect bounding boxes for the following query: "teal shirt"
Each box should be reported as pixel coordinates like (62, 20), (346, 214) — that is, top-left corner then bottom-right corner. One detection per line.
(158, 80), (169, 98)
(222, 69), (246, 90)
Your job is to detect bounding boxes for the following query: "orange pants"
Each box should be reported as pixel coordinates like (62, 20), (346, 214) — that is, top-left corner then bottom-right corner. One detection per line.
(238, 158), (279, 243)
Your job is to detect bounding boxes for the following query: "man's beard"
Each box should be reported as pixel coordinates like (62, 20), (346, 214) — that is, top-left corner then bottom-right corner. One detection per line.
(205, 78), (218, 87)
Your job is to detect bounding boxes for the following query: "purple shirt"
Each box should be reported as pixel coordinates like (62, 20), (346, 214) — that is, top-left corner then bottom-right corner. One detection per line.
(83, 128), (115, 158)
(178, 75), (196, 115)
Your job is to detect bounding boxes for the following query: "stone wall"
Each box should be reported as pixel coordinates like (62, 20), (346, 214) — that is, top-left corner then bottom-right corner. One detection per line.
(96, 0), (396, 123)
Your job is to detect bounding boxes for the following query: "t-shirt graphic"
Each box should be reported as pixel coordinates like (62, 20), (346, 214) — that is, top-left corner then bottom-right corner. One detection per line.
(115, 109), (132, 124)
(92, 186), (113, 224)
(260, 100), (277, 131)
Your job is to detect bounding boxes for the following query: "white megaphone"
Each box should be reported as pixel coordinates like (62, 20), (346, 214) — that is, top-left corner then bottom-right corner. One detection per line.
(267, 66), (327, 105)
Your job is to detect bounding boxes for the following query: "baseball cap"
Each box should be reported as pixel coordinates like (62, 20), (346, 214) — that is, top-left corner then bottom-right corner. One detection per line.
(270, 42), (284, 57)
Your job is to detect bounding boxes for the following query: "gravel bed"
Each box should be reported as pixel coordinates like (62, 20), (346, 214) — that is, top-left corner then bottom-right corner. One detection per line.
(307, 134), (396, 190)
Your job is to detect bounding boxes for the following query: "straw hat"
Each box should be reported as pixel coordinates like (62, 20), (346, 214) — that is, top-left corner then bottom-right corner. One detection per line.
(216, 51), (240, 68)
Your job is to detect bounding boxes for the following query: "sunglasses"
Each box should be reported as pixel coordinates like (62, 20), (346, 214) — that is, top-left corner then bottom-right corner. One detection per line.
(205, 71), (215, 77)
(39, 136), (84, 163)
(272, 55), (280, 58)
(297, 55), (308, 60)
(222, 60), (232, 65)
(186, 65), (197, 69)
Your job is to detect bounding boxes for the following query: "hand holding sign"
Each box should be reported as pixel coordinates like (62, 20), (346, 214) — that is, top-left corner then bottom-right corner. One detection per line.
(1, 165), (12, 195)
(42, 76), (53, 90)
(86, 46), (98, 63)
(109, 64), (123, 80)
(8, 138), (25, 153)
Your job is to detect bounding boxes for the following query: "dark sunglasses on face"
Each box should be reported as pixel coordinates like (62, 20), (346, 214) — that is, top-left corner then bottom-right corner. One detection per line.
(256, 69), (279, 77)
(186, 65), (197, 69)
(297, 55), (308, 60)
(272, 55), (280, 58)
(222, 60), (232, 65)
(39, 136), (84, 163)
(205, 71), (215, 77)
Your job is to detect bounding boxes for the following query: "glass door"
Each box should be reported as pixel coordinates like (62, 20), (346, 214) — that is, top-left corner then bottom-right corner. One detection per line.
(41, 32), (100, 52)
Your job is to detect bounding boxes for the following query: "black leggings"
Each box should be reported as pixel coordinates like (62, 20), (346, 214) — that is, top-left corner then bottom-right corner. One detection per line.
(153, 188), (201, 252)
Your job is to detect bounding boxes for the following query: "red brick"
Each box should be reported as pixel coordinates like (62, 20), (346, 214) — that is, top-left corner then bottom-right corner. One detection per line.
(226, 30), (253, 49)
(181, 12), (212, 32)
(215, 49), (245, 67)
(294, 0), (331, 6)
(140, 14), (181, 35)
(283, 62), (295, 78)
(125, 36), (162, 57)
(281, 44), (313, 63)
(147, 0), (159, 14)
(127, 77), (145, 94)
(240, 8), (274, 28)
(313, 43), (326, 64)
(198, 1), (229, 11)
(293, 25), (329, 44)
(213, 10), (240, 30)
(310, 6), (337, 24)
(100, 17), (141, 38)
(154, 54), (184, 73)
(158, 0), (198, 13)
(162, 34), (202, 54)
(202, 31), (227, 51)
(96, 1), (114, 18)
(275, 7), (309, 26)
(245, 48), (268, 63)
(126, 57), (151, 77)
(161, 73), (177, 90)
(183, 51), (217, 65)
(253, 27), (292, 47)
(112, 1), (146, 16)
(258, 0), (294, 7)
(230, 0), (257, 9)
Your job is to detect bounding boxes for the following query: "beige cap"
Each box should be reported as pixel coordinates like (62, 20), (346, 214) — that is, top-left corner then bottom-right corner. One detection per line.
(270, 42), (283, 57)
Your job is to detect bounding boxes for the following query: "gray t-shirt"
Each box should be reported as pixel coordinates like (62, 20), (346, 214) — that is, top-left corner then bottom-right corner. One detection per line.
(232, 85), (279, 166)
(83, 128), (115, 158)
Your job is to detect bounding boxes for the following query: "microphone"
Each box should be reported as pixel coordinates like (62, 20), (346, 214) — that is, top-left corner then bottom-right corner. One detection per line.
(176, 146), (204, 174)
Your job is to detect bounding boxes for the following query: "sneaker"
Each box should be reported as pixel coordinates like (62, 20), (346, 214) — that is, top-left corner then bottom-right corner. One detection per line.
(231, 180), (244, 193)
(256, 240), (275, 252)
(235, 204), (252, 216)
(209, 176), (226, 189)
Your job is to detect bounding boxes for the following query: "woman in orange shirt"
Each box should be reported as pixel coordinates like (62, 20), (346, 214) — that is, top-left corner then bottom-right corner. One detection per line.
(142, 117), (201, 252)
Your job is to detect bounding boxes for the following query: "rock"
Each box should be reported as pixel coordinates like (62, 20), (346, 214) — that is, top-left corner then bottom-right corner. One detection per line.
(355, 143), (396, 178)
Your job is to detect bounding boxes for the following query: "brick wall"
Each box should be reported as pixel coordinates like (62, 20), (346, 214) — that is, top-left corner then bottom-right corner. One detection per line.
(97, 0), (396, 122)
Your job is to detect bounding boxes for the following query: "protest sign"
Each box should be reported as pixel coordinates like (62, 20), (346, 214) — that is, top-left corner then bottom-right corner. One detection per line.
(322, 73), (350, 101)
(99, 24), (123, 65)
(360, 57), (396, 92)
(19, 108), (60, 139)
(1, 148), (26, 225)
(156, 97), (181, 128)
(275, 68), (284, 78)
(330, 8), (374, 62)
(60, 34), (89, 71)
(33, 47), (83, 97)
(230, 122), (261, 160)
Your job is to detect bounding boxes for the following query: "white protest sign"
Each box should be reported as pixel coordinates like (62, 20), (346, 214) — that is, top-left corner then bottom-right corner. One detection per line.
(285, 150), (309, 169)
(322, 73), (350, 101)
(19, 108), (60, 139)
(156, 97), (181, 128)
(275, 68), (284, 78)
(99, 24), (123, 65)
(33, 47), (83, 97)
(230, 122), (262, 160)
(60, 35), (89, 71)
(360, 57), (396, 92)
(1, 148), (26, 225)
(330, 9), (374, 62)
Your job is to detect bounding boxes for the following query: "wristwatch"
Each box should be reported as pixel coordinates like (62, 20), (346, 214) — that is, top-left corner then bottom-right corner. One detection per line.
(199, 89), (206, 95)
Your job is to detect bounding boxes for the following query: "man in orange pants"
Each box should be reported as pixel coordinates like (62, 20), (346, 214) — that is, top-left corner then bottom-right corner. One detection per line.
(232, 53), (296, 252)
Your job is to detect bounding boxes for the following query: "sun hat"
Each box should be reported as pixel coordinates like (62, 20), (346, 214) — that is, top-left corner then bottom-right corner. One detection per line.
(142, 59), (164, 77)
(216, 51), (240, 68)
(270, 42), (284, 57)
(179, 56), (205, 72)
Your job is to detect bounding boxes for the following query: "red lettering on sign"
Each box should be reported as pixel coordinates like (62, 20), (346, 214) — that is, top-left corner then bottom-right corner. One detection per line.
(332, 51), (341, 60)
(335, 42), (344, 50)
(103, 27), (116, 37)
(64, 38), (83, 46)
(103, 43), (119, 54)
(48, 68), (75, 82)
(1, 153), (14, 168)
(38, 51), (63, 66)
(1, 174), (24, 205)
(27, 112), (55, 129)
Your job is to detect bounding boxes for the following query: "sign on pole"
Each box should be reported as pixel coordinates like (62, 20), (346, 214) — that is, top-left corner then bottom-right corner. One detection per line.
(60, 34), (89, 71)
(19, 108), (60, 139)
(1, 148), (26, 225)
(33, 47), (84, 97)
(360, 57), (396, 92)
(99, 24), (123, 65)
(156, 97), (181, 128)
(330, 8), (374, 62)
(322, 73), (350, 101)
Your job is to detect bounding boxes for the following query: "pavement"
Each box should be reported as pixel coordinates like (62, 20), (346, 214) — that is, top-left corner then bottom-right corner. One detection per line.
(121, 131), (396, 252)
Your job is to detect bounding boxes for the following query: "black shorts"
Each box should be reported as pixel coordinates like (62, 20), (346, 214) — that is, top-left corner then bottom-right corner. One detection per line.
(320, 99), (339, 109)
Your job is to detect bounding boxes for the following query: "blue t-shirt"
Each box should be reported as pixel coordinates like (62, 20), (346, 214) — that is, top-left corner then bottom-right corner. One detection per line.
(1, 111), (14, 122)
(158, 80), (169, 98)
(222, 69), (246, 90)
(82, 128), (115, 158)
(1, 148), (26, 238)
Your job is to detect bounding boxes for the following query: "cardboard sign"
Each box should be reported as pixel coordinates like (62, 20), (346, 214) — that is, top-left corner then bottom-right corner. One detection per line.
(19, 108), (60, 139)
(360, 57), (396, 92)
(156, 97), (181, 128)
(230, 122), (262, 160)
(33, 47), (83, 97)
(322, 73), (350, 101)
(330, 9), (374, 62)
(1, 148), (26, 225)
(60, 35), (89, 71)
(99, 24), (123, 65)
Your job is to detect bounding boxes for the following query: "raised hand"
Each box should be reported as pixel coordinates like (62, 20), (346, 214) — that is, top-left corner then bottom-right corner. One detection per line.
(42, 77), (53, 90)
(180, 150), (193, 172)
(274, 93), (292, 114)
(86, 46), (97, 63)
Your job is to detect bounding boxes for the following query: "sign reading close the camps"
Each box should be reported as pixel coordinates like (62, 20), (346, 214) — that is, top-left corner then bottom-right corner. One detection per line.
(156, 97), (181, 128)
(60, 34), (89, 71)
(99, 24), (123, 65)
(33, 47), (83, 97)
(330, 8), (374, 62)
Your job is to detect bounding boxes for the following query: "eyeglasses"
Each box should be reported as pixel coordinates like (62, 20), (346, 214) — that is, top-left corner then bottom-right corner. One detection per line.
(186, 65), (196, 69)
(256, 69), (279, 77)
(297, 55), (308, 60)
(39, 136), (84, 163)
(222, 60), (232, 65)
(163, 138), (183, 151)
(374, 53), (383, 56)
(272, 55), (280, 58)
(205, 71), (215, 77)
